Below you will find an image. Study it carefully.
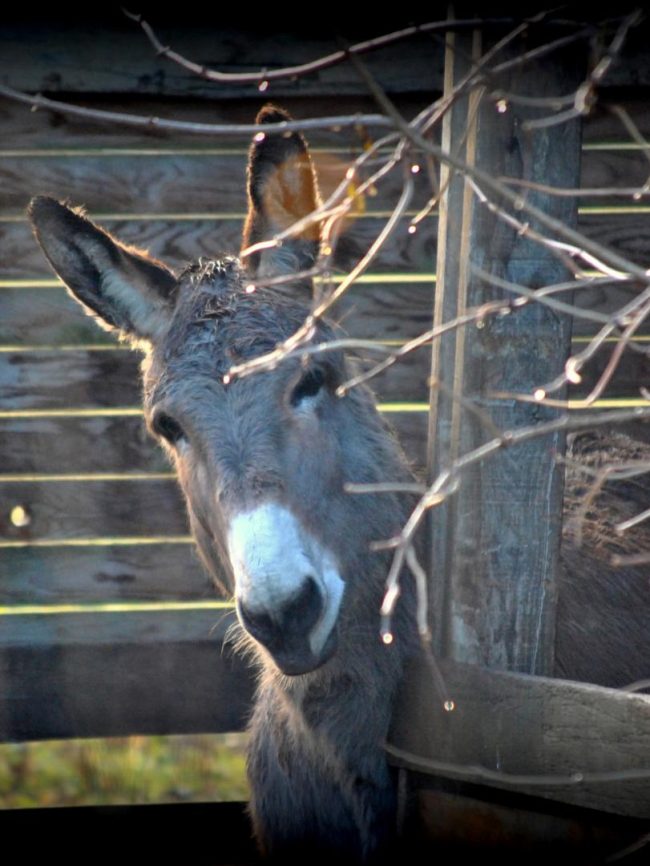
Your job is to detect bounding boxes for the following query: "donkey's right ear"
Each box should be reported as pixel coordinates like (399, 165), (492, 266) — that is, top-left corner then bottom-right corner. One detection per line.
(28, 196), (178, 344)
(242, 105), (321, 278)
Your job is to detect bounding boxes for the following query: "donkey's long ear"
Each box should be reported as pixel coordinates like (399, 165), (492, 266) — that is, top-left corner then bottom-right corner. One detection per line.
(28, 196), (177, 344)
(242, 104), (321, 278)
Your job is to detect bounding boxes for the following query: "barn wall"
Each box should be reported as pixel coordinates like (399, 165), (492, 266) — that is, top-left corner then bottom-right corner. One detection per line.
(1, 20), (649, 738)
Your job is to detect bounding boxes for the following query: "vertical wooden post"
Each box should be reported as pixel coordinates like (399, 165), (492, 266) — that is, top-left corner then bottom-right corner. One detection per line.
(428, 24), (583, 675)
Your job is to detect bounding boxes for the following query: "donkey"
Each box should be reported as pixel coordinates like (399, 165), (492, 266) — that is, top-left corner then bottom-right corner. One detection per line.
(28, 105), (649, 859)
(28, 105), (420, 862)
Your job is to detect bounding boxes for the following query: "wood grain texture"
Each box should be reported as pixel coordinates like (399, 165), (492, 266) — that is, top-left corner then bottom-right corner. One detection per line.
(0, 22), (444, 98)
(0, 478), (189, 542)
(0, 336), (644, 418)
(0, 414), (167, 473)
(427, 33), (582, 675)
(1, 142), (645, 216)
(1, 149), (433, 217)
(1, 275), (647, 352)
(0, 543), (220, 604)
(389, 657), (650, 819)
(0, 214), (438, 276)
(0, 280), (439, 346)
(0, 410), (427, 475)
(0, 609), (254, 740)
(0, 93), (431, 149)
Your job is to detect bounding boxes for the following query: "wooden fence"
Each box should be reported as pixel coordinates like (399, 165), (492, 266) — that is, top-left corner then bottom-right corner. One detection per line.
(1, 13), (649, 846)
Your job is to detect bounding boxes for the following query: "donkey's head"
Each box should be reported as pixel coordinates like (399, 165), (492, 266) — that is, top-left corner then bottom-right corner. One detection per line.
(29, 106), (409, 677)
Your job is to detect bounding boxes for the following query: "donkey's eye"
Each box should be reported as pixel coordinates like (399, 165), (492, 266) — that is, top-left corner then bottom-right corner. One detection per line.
(290, 368), (326, 407)
(153, 412), (185, 445)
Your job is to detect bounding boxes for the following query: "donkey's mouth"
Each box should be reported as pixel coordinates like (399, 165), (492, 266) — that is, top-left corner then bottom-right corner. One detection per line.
(269, 625), (338, 676)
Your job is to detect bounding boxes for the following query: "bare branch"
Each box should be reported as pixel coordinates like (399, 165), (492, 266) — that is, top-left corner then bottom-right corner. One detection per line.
(0, 83), (391, 136)
(385, 742), (650, 787)
(123, 12), (561, 86)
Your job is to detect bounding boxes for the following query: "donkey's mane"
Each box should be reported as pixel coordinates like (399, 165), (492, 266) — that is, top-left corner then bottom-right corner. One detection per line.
(165, 257), (332, 372)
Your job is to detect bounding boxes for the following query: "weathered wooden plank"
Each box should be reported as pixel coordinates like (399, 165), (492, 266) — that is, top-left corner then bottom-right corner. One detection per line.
(0, 415), (167, 474)
(0, 609), (254, 739)
(579, 211), (650, 268)
(6, 209), (650, 282)
(2, 144), (646, 216)
(0, 349), (143, 410)
(0, 347), (431, 409)
(2, 271), (648, 354)
(0, 338), (645, 416)
(0, 544), (218, 605)
(0, 280), (439, 346)
(427, 31), (582, 674)
(0, 149), (432, 217)
(582, 99), (650, 142)
(0, 22), (444, 99)
(0, 410), (427, 474)
(414, 785), (646, 859)
(581, 148), (650, 199)
(0, 93), (431, 150)
(388, 658), (650, 819)
(0, 422), (426, 535)
(0, 478), (189, 542)
(2, 90), (648, 151)
(0, 214), (438, 275)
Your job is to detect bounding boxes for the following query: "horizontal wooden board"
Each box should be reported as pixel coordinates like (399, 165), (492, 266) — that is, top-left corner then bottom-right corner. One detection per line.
(0, 335), (645, 417)
(581, 99), (650, 143)
(0, 92), (432, 150)
(0, 349), (143, 410)
(2, 142), (647, 216)
(414, 785), (648, 858)
(0, 478), (189, 543)
(0, 281), (439, 347)
(0, 214), (438, 276)
(1, 90), (649, 152)
(0, 414), (168, 474)
(0, 609), (254, 739)
(2, 269), (648, 352)
(1, 149), (433, 217)
(579, 211), (650, 269)
(580, 148), (650, 200)
(1, 22), (445, 99)
(389, 658), (650, 819)
(0, 410), (427, 475)
(0, 346), (431, 409)
(0, 544), (219, 605)
(7, 209), (650, 287)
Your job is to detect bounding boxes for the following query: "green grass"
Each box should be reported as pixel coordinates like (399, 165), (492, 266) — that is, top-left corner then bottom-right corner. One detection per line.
(0, 733), (249, 809)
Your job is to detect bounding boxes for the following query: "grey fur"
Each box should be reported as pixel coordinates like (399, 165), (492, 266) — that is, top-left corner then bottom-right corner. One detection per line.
(28, 106), (420, 863)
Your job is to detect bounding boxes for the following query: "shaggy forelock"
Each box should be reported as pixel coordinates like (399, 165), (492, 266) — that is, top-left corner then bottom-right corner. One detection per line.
(161, 260), (334, 377)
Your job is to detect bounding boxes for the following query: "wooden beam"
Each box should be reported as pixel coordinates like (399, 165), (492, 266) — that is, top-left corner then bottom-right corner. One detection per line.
(427, 27), (583, 674)
(388, 658), (650, 819)
(0, 23), (443, 99)
(0, 609), (254, 740)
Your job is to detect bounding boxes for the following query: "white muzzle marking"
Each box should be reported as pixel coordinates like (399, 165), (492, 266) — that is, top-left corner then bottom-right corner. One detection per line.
(226, 502), (345, 657)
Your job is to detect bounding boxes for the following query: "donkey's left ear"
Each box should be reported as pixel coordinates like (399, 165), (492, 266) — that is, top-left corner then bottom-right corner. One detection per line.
(28, 196), (177, 344)
(242, 104), (321, 277)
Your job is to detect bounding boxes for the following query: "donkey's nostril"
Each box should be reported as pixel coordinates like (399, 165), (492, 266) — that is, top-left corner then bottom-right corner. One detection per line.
(237, 600), (276, 646)
(237, 577), (324, 651)
(281, 576), (323, 635)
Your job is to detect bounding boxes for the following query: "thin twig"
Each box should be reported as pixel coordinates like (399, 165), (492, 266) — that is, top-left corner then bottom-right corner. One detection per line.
(0, 83), (390, 136)
(124, 12), (547, 86)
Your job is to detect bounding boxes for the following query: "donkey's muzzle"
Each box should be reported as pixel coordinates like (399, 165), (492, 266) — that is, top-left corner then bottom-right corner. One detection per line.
(237, 577), (337, 675)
